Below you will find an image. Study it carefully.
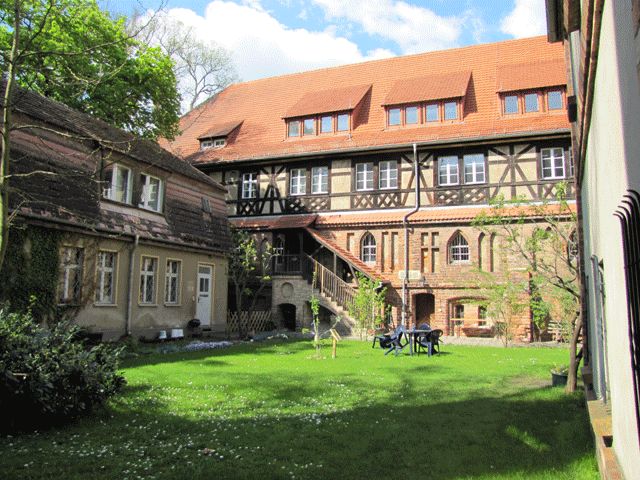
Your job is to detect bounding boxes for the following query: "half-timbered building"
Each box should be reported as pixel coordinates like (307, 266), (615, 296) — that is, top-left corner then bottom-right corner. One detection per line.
(163, 35), (573, 339)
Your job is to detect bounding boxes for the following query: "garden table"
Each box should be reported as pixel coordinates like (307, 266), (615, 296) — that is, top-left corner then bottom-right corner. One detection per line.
(407, 328), (432, 356)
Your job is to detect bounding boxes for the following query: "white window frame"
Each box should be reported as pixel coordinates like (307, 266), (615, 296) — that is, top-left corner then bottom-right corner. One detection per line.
(165, 259), (182, 305)
(103, 163), (132, 204)
(438, 156), (459, 186)
(449, 233), (470, 264)
(311, 166), (329, 194)
(59, 247), (83, 304)
(361, 233), (377, 264)
(379, 160), (398, 190)
(355, 163), (374, 191)
(241, 173), (258, 199)
(290, 168), (307, 196)
(463, 154), (486, 184)
(139, 174), (164, 213)
(96, 251), (117, 305)
(139, 256), (158, 305)
(541, 148), (566, 180)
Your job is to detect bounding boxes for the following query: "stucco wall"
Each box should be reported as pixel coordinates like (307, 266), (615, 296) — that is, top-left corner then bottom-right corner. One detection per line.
(72, 236), (228, 340)
(580, 0), (640, 475)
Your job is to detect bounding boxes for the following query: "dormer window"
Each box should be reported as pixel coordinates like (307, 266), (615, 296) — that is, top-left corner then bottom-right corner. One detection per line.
(139, 173), (164, 213)
(284, 84), (371, 139)
(103, 163), (132, 204)
(500, 88), (565, 116)
(547, 90), (563, 110)
(200, 138), (226, 150)
(383, 71), (470, 128)
(197, 120), (242, 150)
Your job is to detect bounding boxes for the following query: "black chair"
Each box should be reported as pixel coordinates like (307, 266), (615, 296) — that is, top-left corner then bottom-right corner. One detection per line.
(383, 325), (408, 356)
(413, 323), (432, 354)
(417, 328), (443, 356)
(372, 330), (390, 349)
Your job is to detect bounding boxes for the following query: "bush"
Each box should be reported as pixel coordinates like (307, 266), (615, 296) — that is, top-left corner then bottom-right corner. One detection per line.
(0, 306), (125, 431)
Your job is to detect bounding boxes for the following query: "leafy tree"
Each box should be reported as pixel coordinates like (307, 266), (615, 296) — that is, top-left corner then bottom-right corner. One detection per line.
(227, 228), (273, 339)
(135, 12), (238, 112)
(347, 272), (386, 339)
(0, 0), (180, 140)
(473, 183), (581, 392)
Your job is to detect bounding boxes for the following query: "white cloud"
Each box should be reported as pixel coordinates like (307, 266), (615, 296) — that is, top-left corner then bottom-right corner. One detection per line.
(500, 0), (547, 38)
(311, 0), (477, 54)
(153, 1), (395, 82)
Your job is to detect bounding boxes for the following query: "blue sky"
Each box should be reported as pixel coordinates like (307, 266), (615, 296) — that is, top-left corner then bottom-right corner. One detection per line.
(107, 0), (547, 81)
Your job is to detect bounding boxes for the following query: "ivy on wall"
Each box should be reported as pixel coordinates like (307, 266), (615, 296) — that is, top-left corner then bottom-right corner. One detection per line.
(0, 225), (61, 320)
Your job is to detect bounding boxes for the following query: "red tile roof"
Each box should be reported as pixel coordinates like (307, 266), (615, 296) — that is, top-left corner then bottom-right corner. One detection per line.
(162, 36), (569, 163)
(314, 203), (577, 227)
(197, 120), (243, 140)
(230, 214), (317, 230)
(497, 59), (566, 92)
(383, 71), (471, 106)
(284, 84), (371, 118)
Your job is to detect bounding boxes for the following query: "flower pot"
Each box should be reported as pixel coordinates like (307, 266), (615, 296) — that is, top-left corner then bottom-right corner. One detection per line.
(551, 372), (568, 387)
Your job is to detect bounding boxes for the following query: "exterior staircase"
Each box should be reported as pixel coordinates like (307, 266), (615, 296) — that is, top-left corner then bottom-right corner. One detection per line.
(303, 255), (360, 336)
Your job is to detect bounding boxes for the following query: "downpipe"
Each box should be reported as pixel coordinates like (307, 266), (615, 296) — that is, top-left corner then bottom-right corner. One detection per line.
(401, 143), (420, 326)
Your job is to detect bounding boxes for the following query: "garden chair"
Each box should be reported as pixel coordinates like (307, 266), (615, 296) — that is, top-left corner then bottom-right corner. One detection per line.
(413, 322), (431, 353)
(416, 328), (443, 356)
(383, 325), (408, 356)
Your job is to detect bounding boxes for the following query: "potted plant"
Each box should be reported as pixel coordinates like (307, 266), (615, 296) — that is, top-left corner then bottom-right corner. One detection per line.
(551, 364), (569, 387)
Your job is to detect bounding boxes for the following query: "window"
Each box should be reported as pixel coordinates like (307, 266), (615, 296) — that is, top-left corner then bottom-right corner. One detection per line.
(96, 251), (116, 305)
(241, 173), (258, 199)
(453, 304), (465, 319)
(201, 138), (226, 150)
(311, 166), (328, 194)
(288, 120), (300, 137)
(438, 156), (459, 186)
(361, 233), (376, 264)
(541, 148), (565, 179)
(320, 116), (333, 133)
(379, 160), (398, 189)
(504, 95), (519, 114)
(303, 118), (316, 135)
(356, 163), (374, 191)
(103, 163), (132, 204)
(290, 168), (306, 195)
(444, 101), (458, 120)
(524, 93), (539, 112)
(548, 90), (563, 110)
(463, 154), (486, 184)
(449, 232), (470, 263)
(337, 114), (349, 131)
(388, 108), (401, 126)
(58, 247), (83, 304)
(165, 260), (181, 305)
(426, 103), (439, 122)
(139, 256), (157, 304)
(139, 174), (163, 213)
(405, 106), (419, 124)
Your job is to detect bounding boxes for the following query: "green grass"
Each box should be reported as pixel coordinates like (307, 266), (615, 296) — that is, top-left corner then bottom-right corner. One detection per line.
(1, 340), (598, 480)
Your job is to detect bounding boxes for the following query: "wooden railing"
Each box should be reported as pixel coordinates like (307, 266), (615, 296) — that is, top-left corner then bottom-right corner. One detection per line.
(307, 255), (356, 312)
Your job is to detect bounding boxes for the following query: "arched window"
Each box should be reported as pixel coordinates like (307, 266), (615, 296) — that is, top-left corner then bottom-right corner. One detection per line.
(361, 233), (377, 264)
(449, 232), (470, 264)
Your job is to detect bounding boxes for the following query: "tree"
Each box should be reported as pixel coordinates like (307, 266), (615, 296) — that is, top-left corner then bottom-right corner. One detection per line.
(347, 272), (387, 340)
(227, 228), (273, 339)
(0, 0), (180, 140)
(0, 0), (180, 272)
(134, 11), (238, 112)
(473, 183), (581, 392)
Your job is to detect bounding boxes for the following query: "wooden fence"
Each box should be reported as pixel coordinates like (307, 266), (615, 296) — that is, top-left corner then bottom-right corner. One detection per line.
(226, 310), (274, 336)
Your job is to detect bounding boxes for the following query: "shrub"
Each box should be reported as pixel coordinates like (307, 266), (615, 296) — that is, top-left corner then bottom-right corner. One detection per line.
(0, 306), (125, 431)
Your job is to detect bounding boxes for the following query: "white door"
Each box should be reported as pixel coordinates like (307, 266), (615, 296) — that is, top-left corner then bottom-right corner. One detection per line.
(196, 265), (213, 326)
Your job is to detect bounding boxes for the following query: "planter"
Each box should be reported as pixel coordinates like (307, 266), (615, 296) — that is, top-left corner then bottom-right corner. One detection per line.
(551, 372), (568, 387)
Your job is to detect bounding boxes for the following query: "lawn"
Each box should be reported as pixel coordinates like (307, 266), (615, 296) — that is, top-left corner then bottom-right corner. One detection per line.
(1, 340), (597, 480)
